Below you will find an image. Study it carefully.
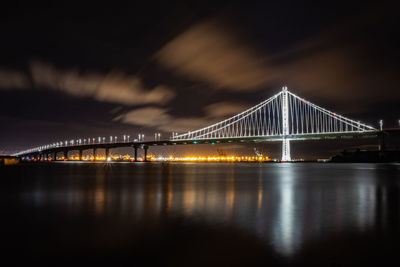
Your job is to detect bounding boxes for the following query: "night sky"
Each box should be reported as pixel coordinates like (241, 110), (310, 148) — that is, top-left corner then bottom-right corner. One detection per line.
(1, 2), (399, 157)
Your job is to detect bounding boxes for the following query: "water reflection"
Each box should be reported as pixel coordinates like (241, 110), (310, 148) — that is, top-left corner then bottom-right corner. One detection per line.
(17, 163), (400, 258)
(273, 164), (299, 256)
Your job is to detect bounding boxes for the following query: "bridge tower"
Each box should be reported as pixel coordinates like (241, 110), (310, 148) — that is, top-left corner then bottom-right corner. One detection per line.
(281, 86), (291, 162)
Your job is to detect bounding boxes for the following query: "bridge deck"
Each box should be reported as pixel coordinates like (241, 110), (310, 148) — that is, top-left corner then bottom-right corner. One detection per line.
(17, 131), (383, 157)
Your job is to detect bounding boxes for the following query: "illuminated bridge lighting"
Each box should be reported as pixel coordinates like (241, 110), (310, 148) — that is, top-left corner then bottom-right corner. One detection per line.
(14, 86), (379, 162)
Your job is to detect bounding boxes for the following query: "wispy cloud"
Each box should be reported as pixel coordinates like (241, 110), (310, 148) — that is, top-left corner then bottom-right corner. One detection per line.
(155, 20), (272, 91)
(115, 100), (248, 132)
(0, 69), (30, 89)
(114, 107), (172, 128)
(204, 101), (248, 118)
(0, 61), (176, 106)
(30, 61), (175, 105)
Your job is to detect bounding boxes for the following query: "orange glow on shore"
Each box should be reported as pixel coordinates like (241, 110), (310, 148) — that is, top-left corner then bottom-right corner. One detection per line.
(54, 154), (275, 162)
(158, 155), (274, 162)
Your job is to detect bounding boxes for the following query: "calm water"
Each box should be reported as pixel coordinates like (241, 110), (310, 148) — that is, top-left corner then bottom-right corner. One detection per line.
(1, 162), (400, 266)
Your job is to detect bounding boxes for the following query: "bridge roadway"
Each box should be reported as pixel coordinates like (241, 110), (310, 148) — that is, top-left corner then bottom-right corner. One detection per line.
(19, 130), (394, 162)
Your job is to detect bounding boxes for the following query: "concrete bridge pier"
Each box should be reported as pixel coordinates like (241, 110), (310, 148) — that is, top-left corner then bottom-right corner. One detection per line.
(53, 152), (57, 161)
(64, 150), (68, 160)
(79, 150), (83, 160)
(378, 132), (386, 151)
(133, 145), (138, 162)
(105, 148), (110, 159)
(144, 146), (148, 162)
(93, 148), (97, 159)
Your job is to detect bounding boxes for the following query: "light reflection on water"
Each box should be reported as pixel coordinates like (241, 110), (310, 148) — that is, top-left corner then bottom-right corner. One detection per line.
(14, 162), (400, 258)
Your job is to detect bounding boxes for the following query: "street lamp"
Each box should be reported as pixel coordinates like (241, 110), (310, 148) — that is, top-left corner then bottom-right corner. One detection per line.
(127, 135), (130, 142)
(379, 119), (383, 131)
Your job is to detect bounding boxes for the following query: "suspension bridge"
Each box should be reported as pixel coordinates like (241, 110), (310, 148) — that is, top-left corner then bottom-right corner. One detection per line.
(15, 86), (386, 162)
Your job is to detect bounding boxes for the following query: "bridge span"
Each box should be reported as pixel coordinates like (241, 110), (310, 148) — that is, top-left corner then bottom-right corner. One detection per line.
(15, 86), (394, 162)
(16, 131), (383, 162)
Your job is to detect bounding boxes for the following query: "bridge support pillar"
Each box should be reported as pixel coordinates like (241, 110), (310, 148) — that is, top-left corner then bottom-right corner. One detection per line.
(79, 150), (83, 161)
(105, 148), (109, 160)
(133, 146), (138, 162)
(53, 152), (57, 161)
(282, 139), (291, 162)
(93, 148), (97, 159)
(281, 86), (291, 162)
(144, 146), (148, 162)
(378, 132), (386, 151)
(64, 151), (68, 160)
